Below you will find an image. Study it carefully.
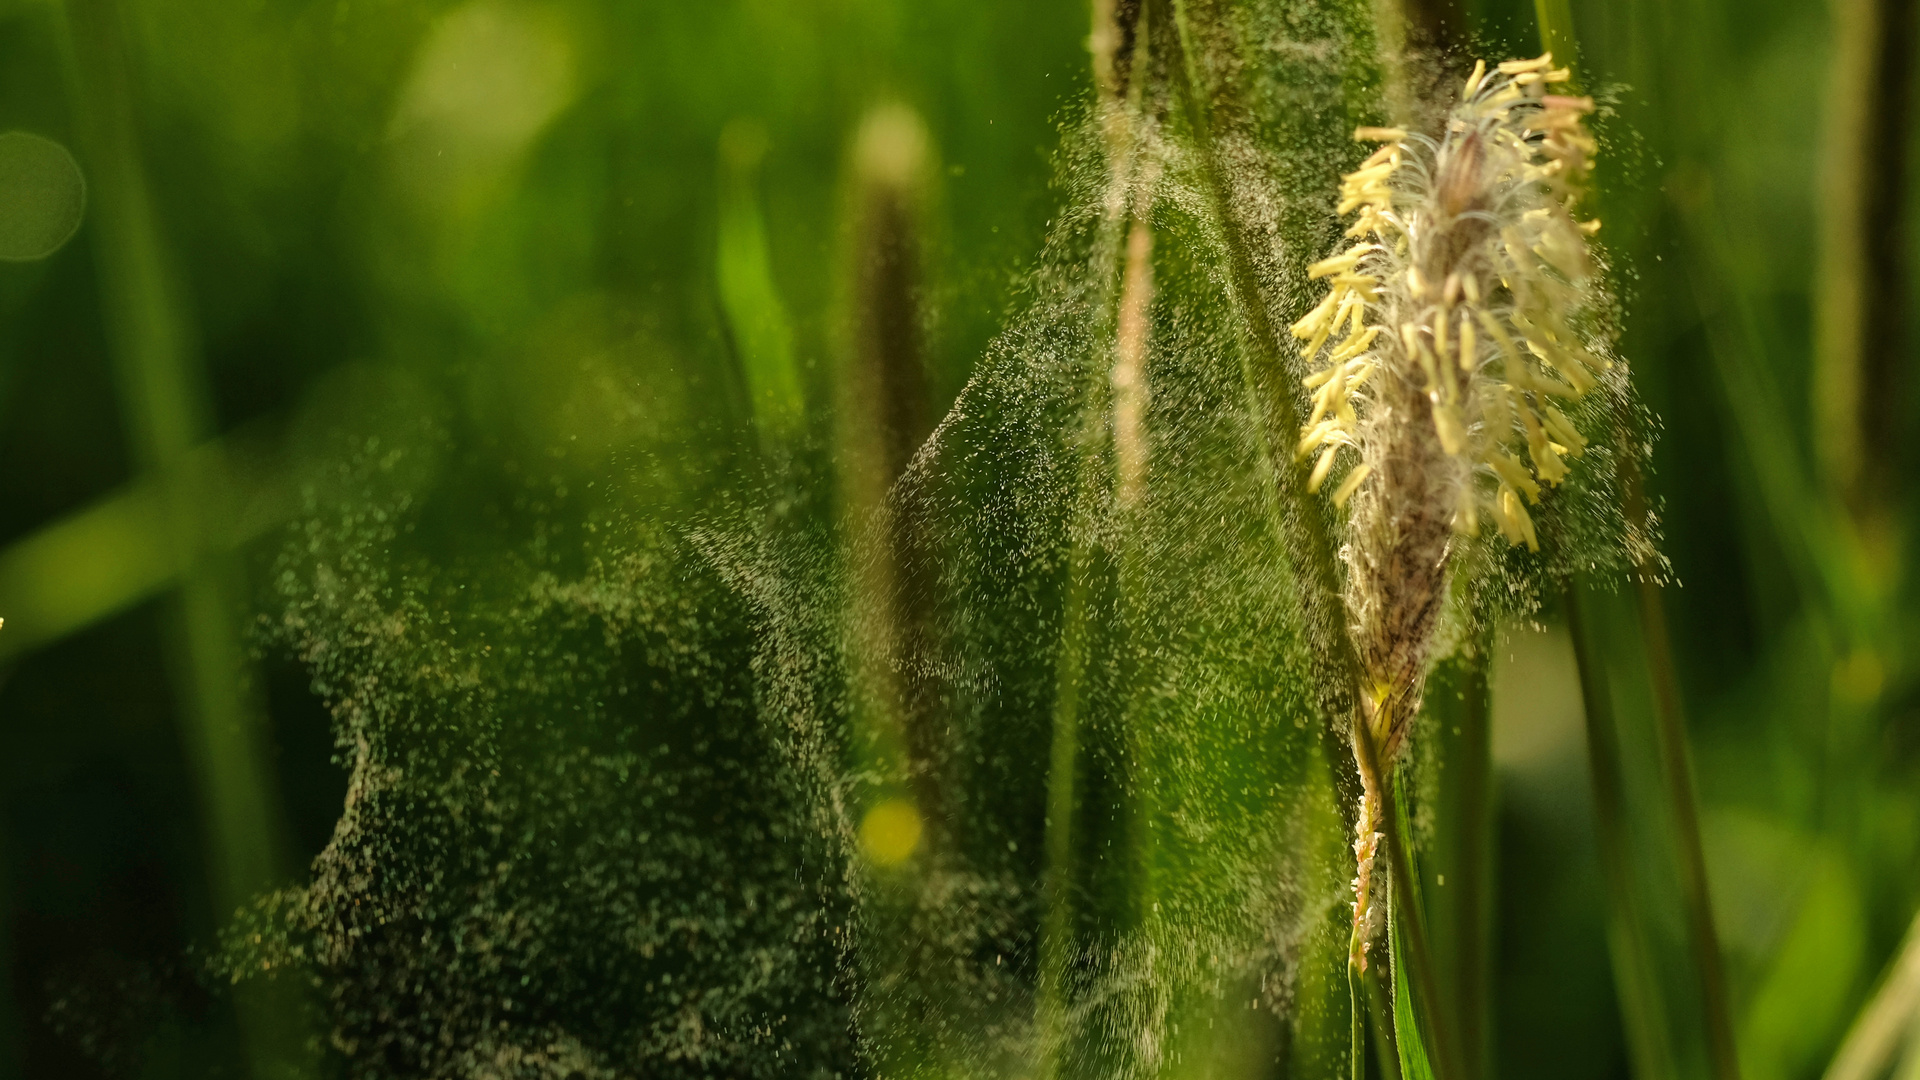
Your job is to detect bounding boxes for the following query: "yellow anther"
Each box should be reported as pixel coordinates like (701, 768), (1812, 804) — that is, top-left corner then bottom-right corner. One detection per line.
(1433, 400), (1467, 455)
(1331, 462), (1373, 507)
(1490, 453), (1541, 503)
(1498, 53), (1553, 75)
(1331, 325), (1382, 363)
(1308, 246), (1371, 279)
(1463, 59), (1488, 99)
(1290, 290), (1339, 340)
(1308, 444), (1341, 491)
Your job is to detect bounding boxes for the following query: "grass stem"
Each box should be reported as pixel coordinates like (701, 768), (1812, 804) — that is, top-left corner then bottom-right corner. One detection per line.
(1626, 482), (1744, 1080)
(1565, 580), (1682, 1080)
(1353, 708), (1464, 1080)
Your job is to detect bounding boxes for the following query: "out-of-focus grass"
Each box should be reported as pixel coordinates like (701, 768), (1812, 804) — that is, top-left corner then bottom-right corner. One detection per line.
(0, 0), (1916, 1077)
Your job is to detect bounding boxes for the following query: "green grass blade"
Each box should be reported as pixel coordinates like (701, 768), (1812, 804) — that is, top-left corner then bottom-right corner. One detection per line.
(1391, 879), (1437, 1080)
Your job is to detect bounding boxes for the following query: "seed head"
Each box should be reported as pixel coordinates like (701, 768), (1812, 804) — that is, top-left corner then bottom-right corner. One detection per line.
(1298, 53), (1605, 758)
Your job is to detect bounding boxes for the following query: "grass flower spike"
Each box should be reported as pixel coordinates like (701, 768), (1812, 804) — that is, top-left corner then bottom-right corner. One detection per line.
(1301, 54), (1606, 969)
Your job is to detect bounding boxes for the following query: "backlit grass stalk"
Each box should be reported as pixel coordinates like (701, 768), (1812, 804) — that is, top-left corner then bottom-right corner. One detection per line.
(1565, 579), (1684, 1080)
(1164, 0), (1362, 725)
(1038, 4), (1155, 1064)
(1423, 636), (1494, 1080)
(840, 103), (940, 874)
(835, 102), (948, 1080)
(1816, 0), (1917, 542)
(1825, 909), (1920, 1080)
(1295, 53), (1607, 1080)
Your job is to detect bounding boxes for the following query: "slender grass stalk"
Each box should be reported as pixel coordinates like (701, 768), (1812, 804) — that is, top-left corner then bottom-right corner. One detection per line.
(1159, 8), (1382, 1063)
(1816, 0), (1917, 537)
(0, 433), (294, 662)
(841, 103), (941, 872)
(1532, 0), (1579, 72)
(1040, 529), (1092, 1077)
(1594, 191), (1751, 1080)
(1353, 709), (1463, 1080)
(1565, 580), (1683, 1080)
(1631, 496), (1744, 1080)
(1425, 641), (1493, 1079)
(53, 1), (302, 1075)
(1525, 17), (1702, 1079)
(1525, 14), (1743, 1079)
(1038, 5), (1153, 1057)
(1824, 909), (1920, 1080)
(1365, 965), (1405, 1080)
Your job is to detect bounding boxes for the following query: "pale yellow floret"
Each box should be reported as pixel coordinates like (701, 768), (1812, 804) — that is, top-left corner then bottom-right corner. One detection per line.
(1463, 59), (1488, 100)
(1299, 418), (1342, 456)
(1496, 486), (1540, 551)
(1330, 325), (1383, 363)
(1331, 462), (1372, 507)
(1307, 246), (1371, 279)
(1298, 55), (1603, 547)
(1490, 453), (1542, 503)
(1291, 290), (1339, 340)
(1433, 401), (1467, 455)
(1335, 274), (1381, 303)
(1543, 405), (1587, 454)
(1497, 53), (1554, 75)
(1309, 444), (1342, 491)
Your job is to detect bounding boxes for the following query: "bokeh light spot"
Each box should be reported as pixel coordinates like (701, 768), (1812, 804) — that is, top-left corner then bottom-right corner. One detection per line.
(859, 799), (922, 867)
(0, 132), (85, 261)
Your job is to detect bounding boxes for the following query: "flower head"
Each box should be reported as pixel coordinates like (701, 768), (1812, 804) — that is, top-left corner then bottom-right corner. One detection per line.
(1295, 53), (1603, 554)
(1298, 53), (1607, 761)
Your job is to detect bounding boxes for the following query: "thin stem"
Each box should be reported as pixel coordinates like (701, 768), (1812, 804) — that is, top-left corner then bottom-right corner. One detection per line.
(1816, 0), (1917, 527)
(55, 0), (284, 971)
(1529, 7), (1741, 1075)
(1565, 580), (1682, 1080)
(1365, 966), (1404, 1080)
(1427, 641), (1493, 1079)
(1625, 470), (1743, 1080)
(1038, 21), (1150, 1058)
(1352, 709), (1464, 1080)
(1533, 0), (1579, 72)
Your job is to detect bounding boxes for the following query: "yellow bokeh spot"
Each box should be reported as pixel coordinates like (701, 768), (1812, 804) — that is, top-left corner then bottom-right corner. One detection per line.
(859, 799), (923, 867)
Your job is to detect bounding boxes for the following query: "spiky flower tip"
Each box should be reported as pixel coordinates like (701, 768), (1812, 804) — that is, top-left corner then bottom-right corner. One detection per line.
(1301, 55), (1608, 972)
(1296, 51), (1605, 762)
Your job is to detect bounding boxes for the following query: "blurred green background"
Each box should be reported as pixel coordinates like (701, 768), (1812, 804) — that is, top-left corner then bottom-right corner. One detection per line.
(0, 0), (1914, 1078)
